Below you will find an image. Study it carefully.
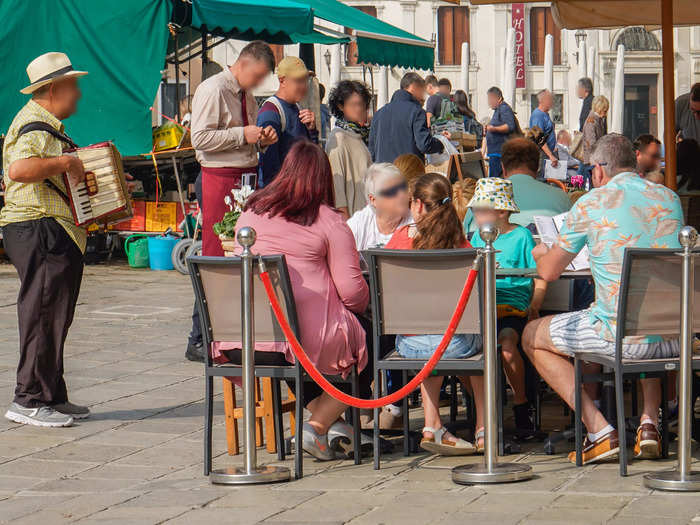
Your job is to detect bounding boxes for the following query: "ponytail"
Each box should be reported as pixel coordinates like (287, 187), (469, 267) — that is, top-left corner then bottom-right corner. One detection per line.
(411, 173), (466, 250)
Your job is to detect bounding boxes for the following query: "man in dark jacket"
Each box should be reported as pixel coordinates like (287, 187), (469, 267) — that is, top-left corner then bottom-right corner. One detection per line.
(577, 77), (593, 132)
(369, 72), (445, 163)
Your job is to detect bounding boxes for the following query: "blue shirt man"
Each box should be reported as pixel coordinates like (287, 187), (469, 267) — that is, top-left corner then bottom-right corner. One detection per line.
(529, 89), (559, 172)
(485, 87), (516, 178)
(257, 56), (318, 186)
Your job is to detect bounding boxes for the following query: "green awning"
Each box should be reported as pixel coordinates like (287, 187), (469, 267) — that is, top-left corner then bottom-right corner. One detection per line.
(0, 0), (172, 156)
(301, 0), (435, 70)
(191, 0), (316, 42)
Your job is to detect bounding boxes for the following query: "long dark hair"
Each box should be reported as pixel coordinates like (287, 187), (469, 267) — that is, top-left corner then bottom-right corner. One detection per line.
(453, 90), (475, 119)
(245, 141), (335, 226)
(411, 173), (466, 250)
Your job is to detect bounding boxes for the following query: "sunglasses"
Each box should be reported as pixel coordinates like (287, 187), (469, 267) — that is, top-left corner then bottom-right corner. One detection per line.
(377, 181), (408, 198)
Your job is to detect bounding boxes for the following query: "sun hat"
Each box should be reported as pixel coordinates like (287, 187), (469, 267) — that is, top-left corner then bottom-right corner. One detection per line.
(276, 56), (309, 80)
(20, 52), (88, 95)
(466, 177), (520, 212)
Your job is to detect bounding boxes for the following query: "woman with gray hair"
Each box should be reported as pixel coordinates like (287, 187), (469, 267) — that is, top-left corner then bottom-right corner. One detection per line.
(347, 163), (412, 250)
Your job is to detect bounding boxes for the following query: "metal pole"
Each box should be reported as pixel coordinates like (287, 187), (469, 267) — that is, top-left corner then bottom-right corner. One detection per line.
(644, 226), (700, 491)
(210, 227), (290, 485)
(453, 224), (532, 485)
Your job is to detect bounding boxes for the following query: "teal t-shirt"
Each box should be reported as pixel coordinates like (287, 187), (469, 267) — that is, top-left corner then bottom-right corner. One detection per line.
(471, 225), (536, 312)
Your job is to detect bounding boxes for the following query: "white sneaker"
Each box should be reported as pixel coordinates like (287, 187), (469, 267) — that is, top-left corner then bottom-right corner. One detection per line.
(5, 402), (74, 427)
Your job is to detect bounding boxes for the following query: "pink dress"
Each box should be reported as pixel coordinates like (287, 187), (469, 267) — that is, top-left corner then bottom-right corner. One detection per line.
(213, 205), (369, 376)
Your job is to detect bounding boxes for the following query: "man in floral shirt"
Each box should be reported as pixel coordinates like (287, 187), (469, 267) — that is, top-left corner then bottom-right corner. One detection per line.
(523, 134), (682, 466)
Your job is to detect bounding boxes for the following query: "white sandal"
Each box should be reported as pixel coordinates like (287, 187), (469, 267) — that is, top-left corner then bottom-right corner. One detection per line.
(420, 426), (476, 456)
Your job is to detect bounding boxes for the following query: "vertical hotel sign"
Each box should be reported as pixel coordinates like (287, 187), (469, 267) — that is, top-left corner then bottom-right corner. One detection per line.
(512, 3), (525, 88)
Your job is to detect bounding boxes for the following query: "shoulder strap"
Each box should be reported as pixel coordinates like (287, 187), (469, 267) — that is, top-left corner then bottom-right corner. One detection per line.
(14, 121), (74, 206)
(17, 121), (78, 149)
(263, 96), (286, 133)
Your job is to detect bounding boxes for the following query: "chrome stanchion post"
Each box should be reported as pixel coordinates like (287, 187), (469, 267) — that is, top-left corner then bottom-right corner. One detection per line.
(453, 224), (532, 485)
(210, 227), (290, 485)
(644, 226), (700, 491)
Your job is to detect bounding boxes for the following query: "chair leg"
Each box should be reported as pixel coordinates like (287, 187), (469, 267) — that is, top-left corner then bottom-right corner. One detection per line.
(222, 377), (239, 456)
(271, 379), (285, 461)
(402, 370), (410, 457)
(262, 378), (276, 454)
(661, 372), (669, 459)
(574, 357), (583, 466)
(352, 369), (361, 465)
(615, 370), (628, 476)
(373, 368), (381, 470)
(254, 378), (264, 448)
(449, 376), (458, 424)
(295, 367), (303, 479)
(288, 390), (297, 437)
(204, 374), (213, 476)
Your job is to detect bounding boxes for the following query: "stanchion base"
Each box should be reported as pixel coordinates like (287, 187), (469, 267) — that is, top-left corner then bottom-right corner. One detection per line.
(210, 466), (291, 485)
(452, 462), (533, 485)
(643, 470), (700, 491)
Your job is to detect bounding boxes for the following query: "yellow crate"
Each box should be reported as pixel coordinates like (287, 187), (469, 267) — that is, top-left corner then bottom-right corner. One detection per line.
(152, 124), (184, 152)
(146, 201), (177, 232)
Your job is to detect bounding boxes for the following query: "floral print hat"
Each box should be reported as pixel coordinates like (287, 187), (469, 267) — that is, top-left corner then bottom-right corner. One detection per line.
(466, 177), (520, 212)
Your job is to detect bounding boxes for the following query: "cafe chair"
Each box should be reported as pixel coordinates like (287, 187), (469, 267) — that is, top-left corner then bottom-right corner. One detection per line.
(363, 248), (497, 470)
(573, 248), (700, 476)
(188, 255), (362, 480)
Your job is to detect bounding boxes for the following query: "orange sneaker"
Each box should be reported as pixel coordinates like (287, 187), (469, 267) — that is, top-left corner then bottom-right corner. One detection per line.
(568, 429), (620, 465)
(634, 422), (661, 459)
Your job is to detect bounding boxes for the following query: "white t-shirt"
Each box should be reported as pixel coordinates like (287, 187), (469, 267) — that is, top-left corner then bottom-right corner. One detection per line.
(347, 205), (412, 250)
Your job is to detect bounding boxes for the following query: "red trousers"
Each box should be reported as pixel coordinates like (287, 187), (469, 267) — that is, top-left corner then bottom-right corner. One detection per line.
(201, 166), (257, 256)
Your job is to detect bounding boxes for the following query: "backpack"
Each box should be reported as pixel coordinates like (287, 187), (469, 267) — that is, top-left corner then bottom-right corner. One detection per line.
(262, 95), (301, 133)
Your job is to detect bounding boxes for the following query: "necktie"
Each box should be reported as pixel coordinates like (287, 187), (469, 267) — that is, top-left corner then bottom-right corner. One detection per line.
(240, 89), (249, 126)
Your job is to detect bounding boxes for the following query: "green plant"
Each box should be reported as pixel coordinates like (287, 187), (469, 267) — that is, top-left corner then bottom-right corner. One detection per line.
(212, 210), (240, 238)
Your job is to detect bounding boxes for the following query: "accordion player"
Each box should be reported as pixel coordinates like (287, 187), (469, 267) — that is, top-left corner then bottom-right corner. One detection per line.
(63, 142), (133, 227)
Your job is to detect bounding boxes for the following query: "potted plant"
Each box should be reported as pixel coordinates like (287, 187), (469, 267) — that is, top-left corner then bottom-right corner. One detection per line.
(213, 185), (254, 256)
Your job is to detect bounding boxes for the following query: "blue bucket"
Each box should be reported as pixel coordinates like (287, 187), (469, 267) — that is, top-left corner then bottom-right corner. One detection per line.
(147, 235), (180, 271)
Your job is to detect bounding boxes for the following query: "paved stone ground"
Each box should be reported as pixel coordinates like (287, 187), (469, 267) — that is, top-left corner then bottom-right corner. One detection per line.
(1, 261), (700, 524)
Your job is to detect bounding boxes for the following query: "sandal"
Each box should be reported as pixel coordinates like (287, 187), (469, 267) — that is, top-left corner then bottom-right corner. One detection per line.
(420, 426), (476, 456)
(475, 428), (485, 454)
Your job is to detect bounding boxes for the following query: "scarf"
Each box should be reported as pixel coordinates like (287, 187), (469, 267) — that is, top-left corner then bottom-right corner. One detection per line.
(336, 118), (370, 145)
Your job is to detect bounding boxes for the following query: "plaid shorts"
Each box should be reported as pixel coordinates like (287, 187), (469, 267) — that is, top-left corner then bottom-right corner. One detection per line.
(549, 309), (679, 360)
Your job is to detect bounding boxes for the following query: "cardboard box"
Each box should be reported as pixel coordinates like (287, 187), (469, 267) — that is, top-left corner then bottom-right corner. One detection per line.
(146, 201), (178, 232)
(109, 200), (146, 232)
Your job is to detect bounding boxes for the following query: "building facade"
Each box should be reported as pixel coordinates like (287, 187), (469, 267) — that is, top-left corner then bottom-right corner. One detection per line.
(164, 2), (700, 141)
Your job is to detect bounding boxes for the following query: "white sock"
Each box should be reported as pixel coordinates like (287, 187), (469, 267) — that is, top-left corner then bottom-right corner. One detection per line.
(640, 417), (656, 428)
(588, 424), (615, 443)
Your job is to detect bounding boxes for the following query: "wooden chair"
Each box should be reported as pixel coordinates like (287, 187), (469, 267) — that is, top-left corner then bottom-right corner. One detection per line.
(363, 248), (490, 469)
(573, 248), (700, 476)
(222, 377), (296, 455)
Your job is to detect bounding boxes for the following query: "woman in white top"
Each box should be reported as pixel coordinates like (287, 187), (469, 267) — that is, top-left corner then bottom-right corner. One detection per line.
(347, 163), (412, 250)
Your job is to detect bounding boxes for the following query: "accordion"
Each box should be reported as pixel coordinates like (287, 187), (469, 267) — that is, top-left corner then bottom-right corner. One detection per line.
(63, 142), (133, 227)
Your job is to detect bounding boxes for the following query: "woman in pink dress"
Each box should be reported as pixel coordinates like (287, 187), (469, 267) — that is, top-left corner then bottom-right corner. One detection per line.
(224, 140), (370, 460)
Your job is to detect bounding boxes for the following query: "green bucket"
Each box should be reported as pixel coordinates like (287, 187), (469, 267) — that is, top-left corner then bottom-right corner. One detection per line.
(124, 234), (149, 268)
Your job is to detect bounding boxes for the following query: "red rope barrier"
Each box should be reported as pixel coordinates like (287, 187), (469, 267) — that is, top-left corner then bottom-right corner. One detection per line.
(258, 261), (480, 409)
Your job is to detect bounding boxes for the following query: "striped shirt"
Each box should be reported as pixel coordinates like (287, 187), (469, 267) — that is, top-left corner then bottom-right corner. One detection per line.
(0, 100), (86, 252)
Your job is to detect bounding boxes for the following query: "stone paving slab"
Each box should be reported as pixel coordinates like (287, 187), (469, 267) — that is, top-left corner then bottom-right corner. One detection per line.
(0, 262), (699, 524)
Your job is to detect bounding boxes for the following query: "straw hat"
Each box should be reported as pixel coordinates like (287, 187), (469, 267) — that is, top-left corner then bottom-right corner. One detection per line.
(466, 177), (520, 212)
(20, 52), (88, 94)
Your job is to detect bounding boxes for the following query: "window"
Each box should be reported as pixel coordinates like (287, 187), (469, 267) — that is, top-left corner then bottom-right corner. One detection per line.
(345, 6), (377, 66)
(268, 44), (285, 66)
(530, 93), (564, 124)
(437, 6), (469, 65)
(529, 7), (561, 66)
(159, 81), (187, 124)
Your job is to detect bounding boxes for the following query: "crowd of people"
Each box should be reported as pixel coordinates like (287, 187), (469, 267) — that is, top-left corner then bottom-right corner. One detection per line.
(1, 42), (696, 472)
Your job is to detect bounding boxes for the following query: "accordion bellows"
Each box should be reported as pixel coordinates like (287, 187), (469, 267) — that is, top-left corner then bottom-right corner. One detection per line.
(64, 142), (133, 227)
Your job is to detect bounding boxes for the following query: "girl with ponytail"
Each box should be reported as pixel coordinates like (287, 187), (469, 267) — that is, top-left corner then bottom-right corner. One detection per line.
(385, 173), (485, 456)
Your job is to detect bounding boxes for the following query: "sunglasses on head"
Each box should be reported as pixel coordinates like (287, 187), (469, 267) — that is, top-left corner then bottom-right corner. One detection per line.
(377, 181), (408, 198)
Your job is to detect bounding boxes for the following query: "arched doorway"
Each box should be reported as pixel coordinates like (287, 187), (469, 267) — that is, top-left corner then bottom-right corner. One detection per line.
(614, 28), (662, 140)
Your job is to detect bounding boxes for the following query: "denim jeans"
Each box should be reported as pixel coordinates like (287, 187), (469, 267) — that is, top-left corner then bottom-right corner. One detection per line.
(396, 334), (482, 359)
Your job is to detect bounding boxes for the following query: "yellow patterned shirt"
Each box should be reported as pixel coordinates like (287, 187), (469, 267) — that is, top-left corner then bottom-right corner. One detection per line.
(0, 100), (86, 252)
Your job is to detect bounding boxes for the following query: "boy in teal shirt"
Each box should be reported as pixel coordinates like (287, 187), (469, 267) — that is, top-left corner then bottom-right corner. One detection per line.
(468, 178), (547, 437)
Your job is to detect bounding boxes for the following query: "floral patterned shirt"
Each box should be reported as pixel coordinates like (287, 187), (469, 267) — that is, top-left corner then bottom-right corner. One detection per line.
(557, 172), (683, 342)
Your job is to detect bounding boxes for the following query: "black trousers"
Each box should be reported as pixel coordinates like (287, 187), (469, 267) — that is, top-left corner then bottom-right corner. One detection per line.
(2, 218), (84, 408)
